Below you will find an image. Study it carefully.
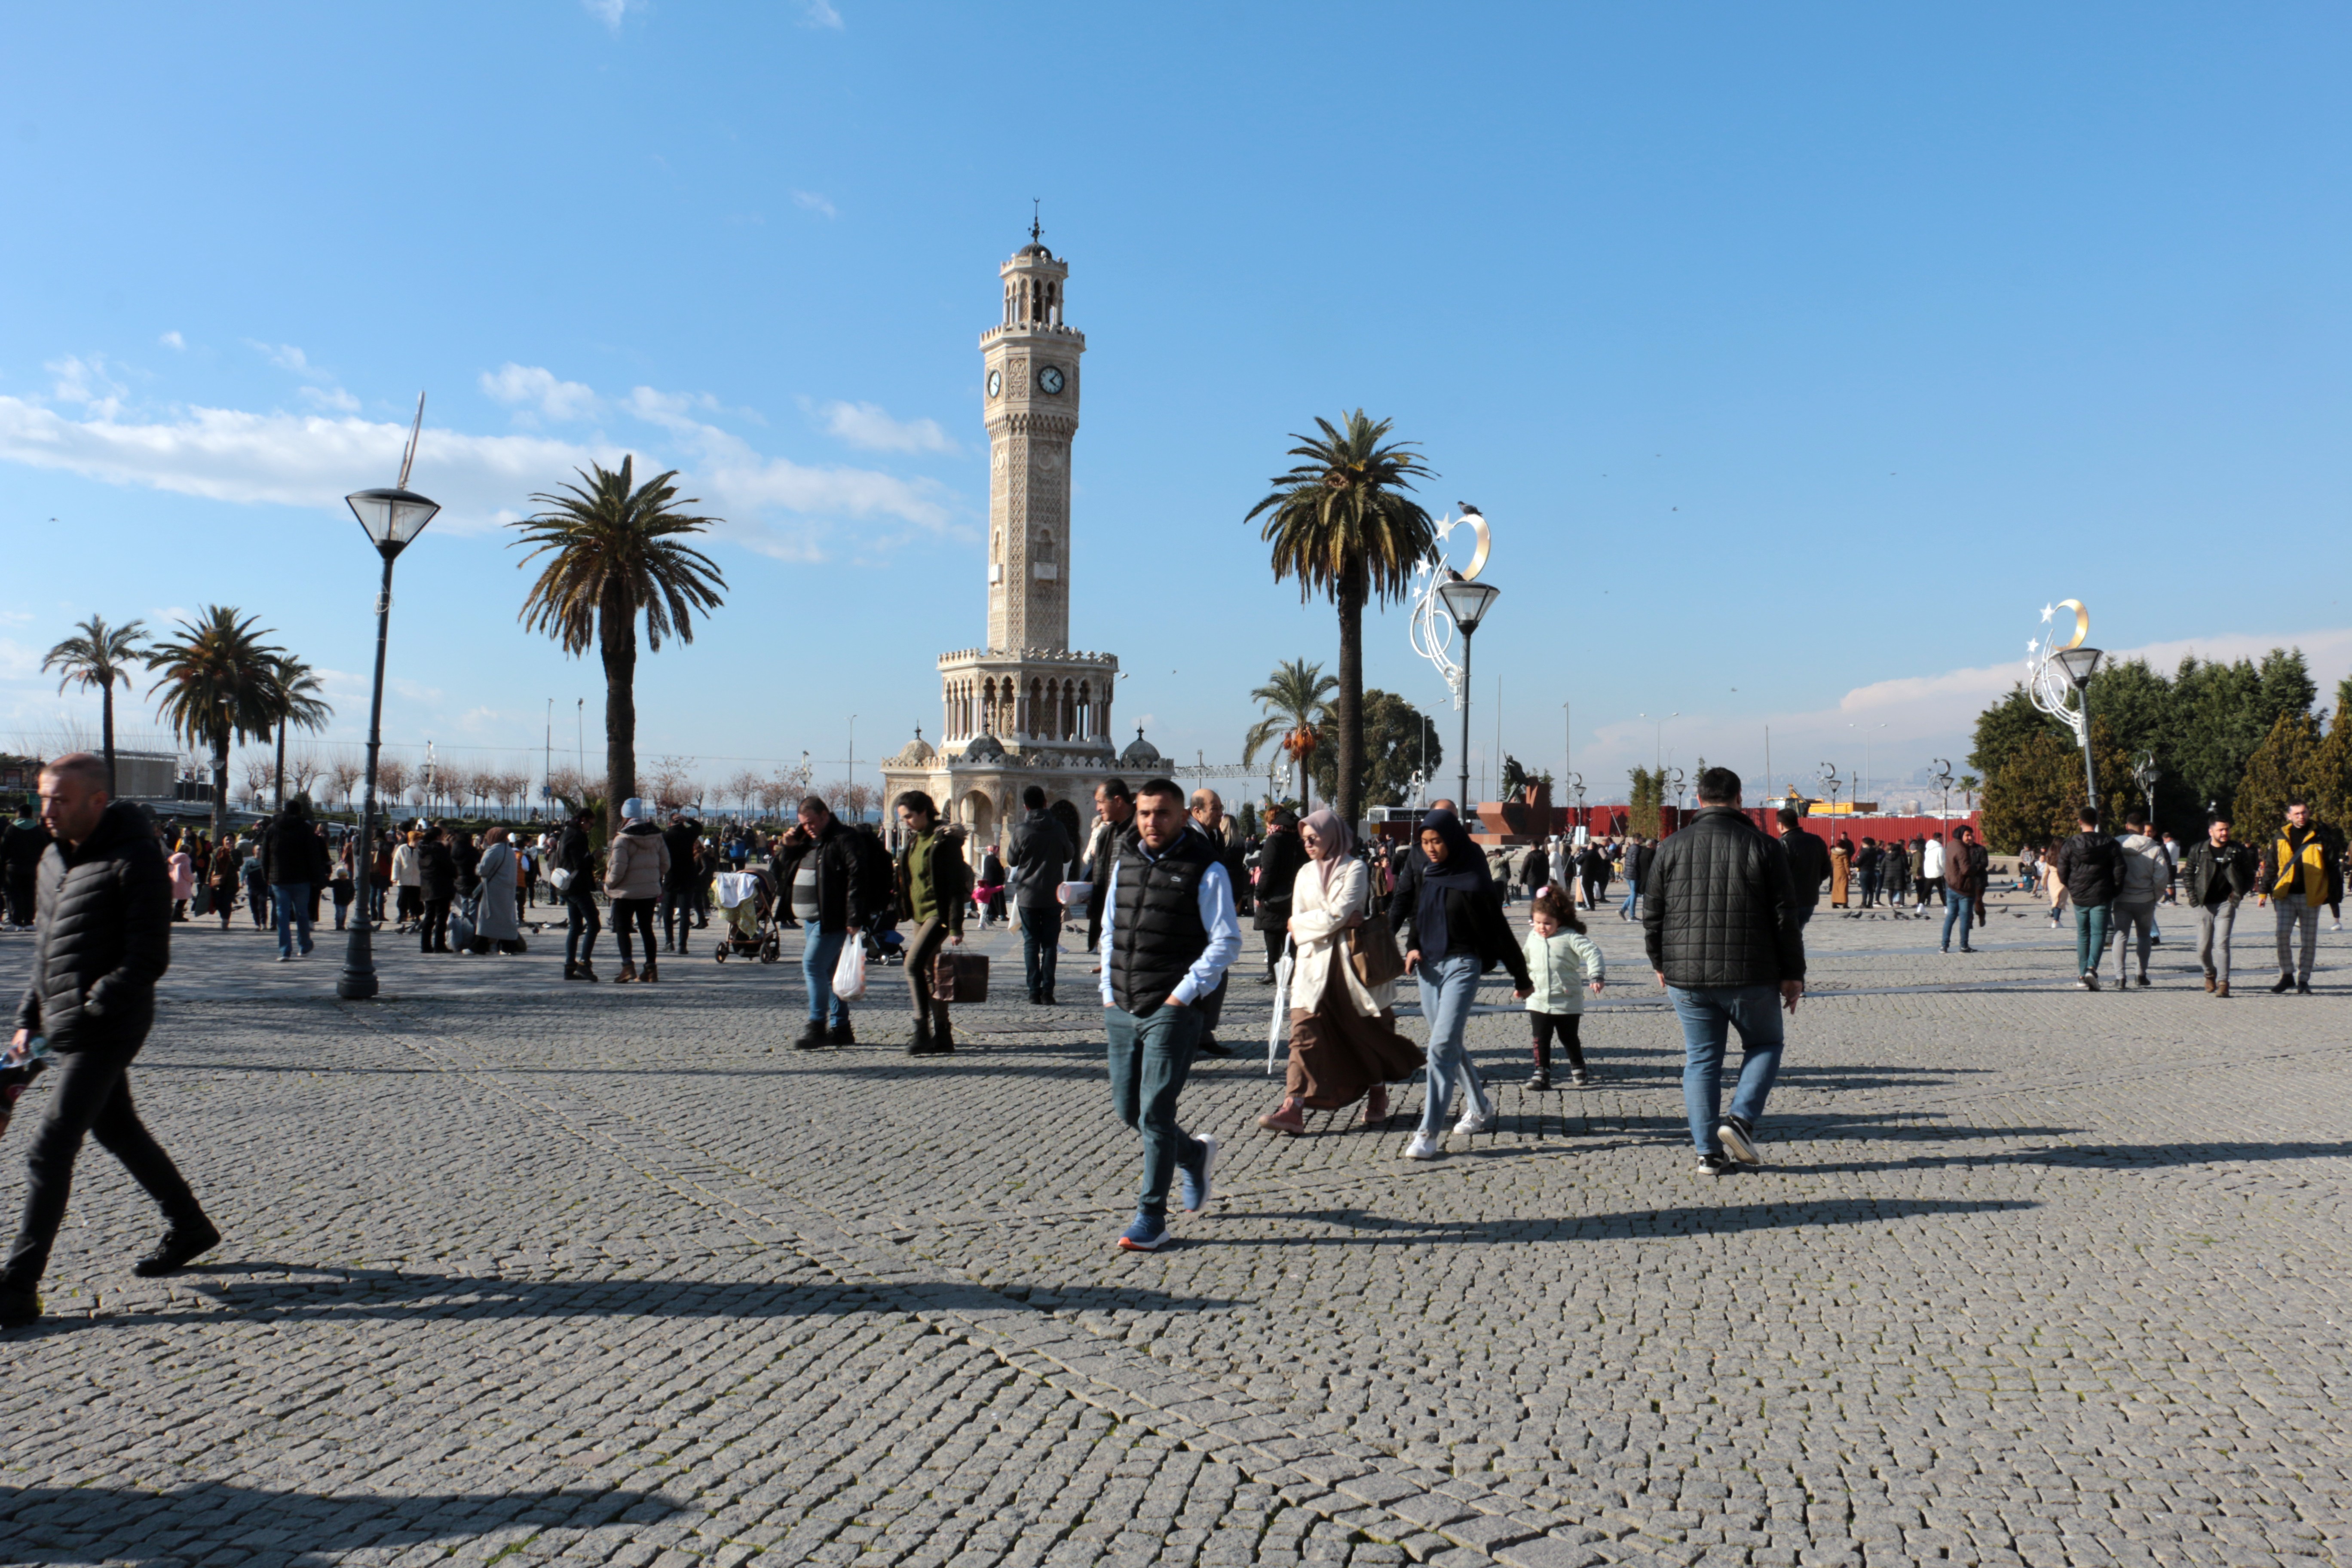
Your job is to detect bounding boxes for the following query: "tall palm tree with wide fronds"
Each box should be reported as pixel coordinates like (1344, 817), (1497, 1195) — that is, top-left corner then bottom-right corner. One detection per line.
(146, 607), (282, 845)
(1241, 658), (1339, 810)
(510, 456), (727, 840)
(43, 615), (147, 793)
(263, 652), (333, 810)
(1246, 410), (1440, 825)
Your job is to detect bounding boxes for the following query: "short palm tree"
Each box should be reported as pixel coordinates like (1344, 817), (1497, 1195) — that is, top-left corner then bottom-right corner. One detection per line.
(263, 652), (333, 810)
(1240, 658), (1338, 810)
(511, 456), (727, 840)
(42, 616), (147, 793)
(146, 608), (282, 845)
(1246, 410), (1440, 824)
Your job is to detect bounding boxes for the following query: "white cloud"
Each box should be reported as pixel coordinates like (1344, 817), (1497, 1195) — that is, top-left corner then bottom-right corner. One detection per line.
(792, 190), (837, 219)
(46, 355), (126, 418)
(481, 362), (598, 421)
(800, 0), (843, 29)
(300, 386), (361, 413)
(582, 0), (642, 29)
(251, 342), (312, 374)
(159, 331), (185, 351)
(818, 399), (954, 454)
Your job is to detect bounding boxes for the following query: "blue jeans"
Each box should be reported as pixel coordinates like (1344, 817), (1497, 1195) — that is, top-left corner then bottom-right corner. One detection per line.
(270, 882), (313, 957)
(1619, 879), (1639, 919)
(1671, 984), (1785, 1155)
(1413, 952), (1491, 1134)
(1104, 1001), (1208, 1222)
(1019, 904), (1060, 999)
(1940, 892), (1975, 950)
(2073, 904), (2111, 975)
(802, 925), (851, 1027)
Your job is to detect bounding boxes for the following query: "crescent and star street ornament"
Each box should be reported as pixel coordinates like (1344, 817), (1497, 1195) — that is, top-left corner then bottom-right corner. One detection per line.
(2027, 598), (2092, 745)
(1408, 507), (1492, 710)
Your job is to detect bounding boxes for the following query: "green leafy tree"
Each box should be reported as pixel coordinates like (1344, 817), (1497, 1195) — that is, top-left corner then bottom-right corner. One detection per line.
(1627, 766), (1664, 840)
(1241, 658), (1337, 811)
(1968, 685), (2044, 780)
(263, 652), (332, 811)
(145, 608), (283, 845)
(2233, 713), (2328, 851)
(1246, 410), (1440, 826)
(41, 615), (147, 793)
(1980, 719), (2130, 853)
(1306, 688), (1441, 808)
(511, 457), (728, 841)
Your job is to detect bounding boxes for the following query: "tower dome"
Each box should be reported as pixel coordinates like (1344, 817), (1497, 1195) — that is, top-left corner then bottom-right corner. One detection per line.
(1119, 727), (1164, 771)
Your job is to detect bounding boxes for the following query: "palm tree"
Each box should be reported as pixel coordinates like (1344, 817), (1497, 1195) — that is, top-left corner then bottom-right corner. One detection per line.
(42, 616), (147, 793)
(145, 608), (282, 846)
(510, 456), (727, 840)
(1246, 410), (1440, 825)
(263, 652), (333, 810)
(1240, 658), (1338, 810)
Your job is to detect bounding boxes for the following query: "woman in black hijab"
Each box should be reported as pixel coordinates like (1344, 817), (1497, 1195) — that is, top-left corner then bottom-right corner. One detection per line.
(1387, 809), (1531, 1160)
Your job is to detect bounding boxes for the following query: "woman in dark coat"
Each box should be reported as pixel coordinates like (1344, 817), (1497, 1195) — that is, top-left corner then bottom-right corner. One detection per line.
(1252, 807), (1308, 983)
(1387, 810), (1532, 1160)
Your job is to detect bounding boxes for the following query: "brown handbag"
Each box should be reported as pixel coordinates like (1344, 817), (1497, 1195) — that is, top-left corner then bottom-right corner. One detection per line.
(1346, 870), (1407, 988)
(932, 948), (989, 1004)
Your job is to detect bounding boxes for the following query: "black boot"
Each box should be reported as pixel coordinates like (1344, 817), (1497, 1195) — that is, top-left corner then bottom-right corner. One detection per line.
(907, 1013), (934, 1057)
(930, 1006), (956, 1054)
(793, 1019), (827, 1050)
(826, 1018), (856, 1046)
(0, 1283), (37, 1328)
(134, 1217), (222, 1277)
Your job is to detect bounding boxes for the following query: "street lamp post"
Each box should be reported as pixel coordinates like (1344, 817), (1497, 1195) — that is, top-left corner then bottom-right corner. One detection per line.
(2051, 646), (2105, 809)
(337, 482), (440, 1001)
(1436, 578), (1500, 814)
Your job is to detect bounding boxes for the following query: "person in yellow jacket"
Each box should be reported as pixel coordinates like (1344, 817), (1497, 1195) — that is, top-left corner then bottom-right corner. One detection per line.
(2256, 800), (2342, 994)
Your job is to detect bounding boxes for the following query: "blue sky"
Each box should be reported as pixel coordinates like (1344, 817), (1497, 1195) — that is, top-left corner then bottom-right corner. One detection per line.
(3, 3), (2346, 806)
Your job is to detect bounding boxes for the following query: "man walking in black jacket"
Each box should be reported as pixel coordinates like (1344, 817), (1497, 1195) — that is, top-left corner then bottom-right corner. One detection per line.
(2050, 806), (2126, 990)
(1644, 769), (1806, 1177)
(557, 808), (601, 982)
(1776, 808), (1832, 928)
(1007, 785), (1076, 1004)
(263, 798), (331, 962)
(3, 754), (217, 1327)
(2184, 813), (2257, 996)
(416, 827), (458, 954)
(659, 810), (703, 956)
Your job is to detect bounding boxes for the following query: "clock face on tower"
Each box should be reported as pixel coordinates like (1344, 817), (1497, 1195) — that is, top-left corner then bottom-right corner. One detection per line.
(1038, 365), (1065, 395)
(987, 369), (1002, 398)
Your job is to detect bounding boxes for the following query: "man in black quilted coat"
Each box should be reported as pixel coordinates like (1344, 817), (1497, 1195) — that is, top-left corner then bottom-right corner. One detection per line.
(3, 754), (217, 1328)
(1642, 767), (1807, 1177)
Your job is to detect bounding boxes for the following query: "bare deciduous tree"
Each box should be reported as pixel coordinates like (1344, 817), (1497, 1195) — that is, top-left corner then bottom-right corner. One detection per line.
(328, 751), (365, 812)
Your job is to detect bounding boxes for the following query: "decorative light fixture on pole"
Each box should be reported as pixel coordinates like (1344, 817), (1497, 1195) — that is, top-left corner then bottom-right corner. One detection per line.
(1407, 508), (1492, 713)
(1930, 757), (1954, 821)
(1435, 575), (1500, 812)
(2027, 599), (2104, 810)
(337, 395), (440, 1002)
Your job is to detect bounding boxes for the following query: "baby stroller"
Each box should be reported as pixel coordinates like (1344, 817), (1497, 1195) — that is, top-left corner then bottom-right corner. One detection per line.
(862, 906), (907, 968)
(710, 867), (782, 964)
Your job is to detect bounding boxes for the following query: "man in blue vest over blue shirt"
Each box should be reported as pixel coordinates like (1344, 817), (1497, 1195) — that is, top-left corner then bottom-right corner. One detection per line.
(1099, 777), (1243, 1252)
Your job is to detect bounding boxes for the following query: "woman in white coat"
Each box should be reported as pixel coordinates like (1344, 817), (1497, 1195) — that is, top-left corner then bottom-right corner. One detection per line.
(391, 830), (424, 934)
(1258, 808), (1424, 1135)
(471, 827), (525, 954)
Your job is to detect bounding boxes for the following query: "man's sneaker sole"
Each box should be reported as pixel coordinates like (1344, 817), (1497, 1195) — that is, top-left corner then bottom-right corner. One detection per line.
(1697, 1155), (1736, 1177)
(1717, 1121), (1761, 1165)
(1115, 1226), (1171, 1252)
(1404, 1134), (1443, 1161)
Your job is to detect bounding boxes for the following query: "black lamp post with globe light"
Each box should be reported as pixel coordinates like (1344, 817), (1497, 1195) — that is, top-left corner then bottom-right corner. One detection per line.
(337, 402), (440, 1001)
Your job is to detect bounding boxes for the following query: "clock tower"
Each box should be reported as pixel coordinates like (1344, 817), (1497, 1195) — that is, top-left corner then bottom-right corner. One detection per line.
(982, 232), (1082, 651)
(881, 229), (1128, 860)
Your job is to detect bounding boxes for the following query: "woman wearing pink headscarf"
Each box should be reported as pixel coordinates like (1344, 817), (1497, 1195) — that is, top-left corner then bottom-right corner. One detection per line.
(1258, 808), (1423, 1135)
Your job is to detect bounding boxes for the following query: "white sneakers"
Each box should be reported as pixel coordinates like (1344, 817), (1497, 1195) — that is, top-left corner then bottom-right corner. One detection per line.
(1453, 1108), (1494, 1136)
(1404, 1132), (1444, 1161)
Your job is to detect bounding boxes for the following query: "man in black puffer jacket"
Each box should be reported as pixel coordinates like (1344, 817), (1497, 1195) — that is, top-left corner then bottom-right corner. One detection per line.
(3, 754), (217, 1327)
(2049, 805), (2125, 991)
(1643, 767), (1806, 1178)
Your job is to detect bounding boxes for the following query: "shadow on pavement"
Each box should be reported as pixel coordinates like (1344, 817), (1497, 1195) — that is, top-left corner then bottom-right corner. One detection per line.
(1227, 1197), (2037, 1242)
(0, 1481), (673, 1565)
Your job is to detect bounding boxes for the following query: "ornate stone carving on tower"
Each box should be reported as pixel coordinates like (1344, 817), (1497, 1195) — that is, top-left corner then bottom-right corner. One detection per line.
(880, 228), (1127, 856)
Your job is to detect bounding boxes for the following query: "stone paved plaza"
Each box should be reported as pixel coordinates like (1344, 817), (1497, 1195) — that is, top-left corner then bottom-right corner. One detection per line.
(0, 883), (2346, 1568)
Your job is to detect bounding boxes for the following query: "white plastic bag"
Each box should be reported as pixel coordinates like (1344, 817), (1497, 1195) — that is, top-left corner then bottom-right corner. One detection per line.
(831, 937), (869, 1001)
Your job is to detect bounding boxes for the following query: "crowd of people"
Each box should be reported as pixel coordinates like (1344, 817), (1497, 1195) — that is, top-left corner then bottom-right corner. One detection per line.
(0, 744), (2344, 1314)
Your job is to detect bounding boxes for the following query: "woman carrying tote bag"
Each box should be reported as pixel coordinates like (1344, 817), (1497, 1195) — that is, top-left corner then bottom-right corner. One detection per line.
(1257, 809), (1424, 1136)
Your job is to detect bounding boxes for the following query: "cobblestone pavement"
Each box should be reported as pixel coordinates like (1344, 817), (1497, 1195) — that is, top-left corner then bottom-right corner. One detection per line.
(0, 884), (2346, 1568)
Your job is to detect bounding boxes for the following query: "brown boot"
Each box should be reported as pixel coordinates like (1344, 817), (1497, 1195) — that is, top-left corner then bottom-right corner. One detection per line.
(641, 959), (659, 984)
(2216, 980), (2230, 998)
(616, 959), (637, 984)
(2204, 975), (2217, 992)
(1361, 1084), (1390, 1127)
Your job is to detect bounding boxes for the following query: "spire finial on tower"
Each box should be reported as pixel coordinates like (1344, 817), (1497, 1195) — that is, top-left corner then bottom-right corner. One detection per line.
(1031, 198), (1042, 245)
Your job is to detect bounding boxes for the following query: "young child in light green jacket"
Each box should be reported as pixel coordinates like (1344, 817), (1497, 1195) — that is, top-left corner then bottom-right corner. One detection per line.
(1521, 887), (1605, 1089)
